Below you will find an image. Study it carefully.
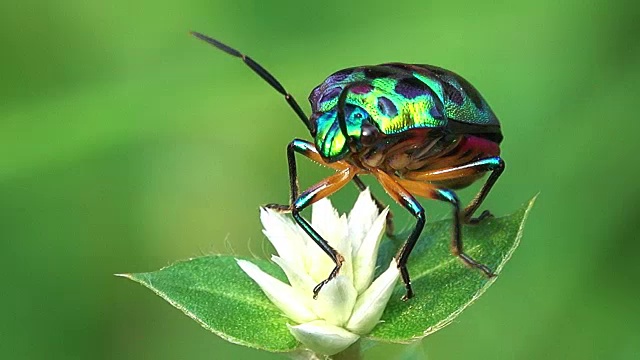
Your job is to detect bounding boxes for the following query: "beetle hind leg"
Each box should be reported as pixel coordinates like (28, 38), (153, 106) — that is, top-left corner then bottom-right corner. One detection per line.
(443, 187), (496, 277)
(407, 156), (505, 225)
(465, 209), (494, 225)
(461, 157), (505, 225)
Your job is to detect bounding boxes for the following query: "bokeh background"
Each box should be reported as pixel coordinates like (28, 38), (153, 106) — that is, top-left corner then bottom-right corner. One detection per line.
(2, 0), (639, 359)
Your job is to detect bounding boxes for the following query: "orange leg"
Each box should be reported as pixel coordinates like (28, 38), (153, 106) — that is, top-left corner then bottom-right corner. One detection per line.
(292, 168), (355, 210)
(405, 156), (505, 223)
(265, 139), (348, 212)
(266, 140), (357, 298)
(266, 139), (396, 237)
(372, 169), (425, 300)
(290, 139), (349, 171)
(291, 168), (356, 298)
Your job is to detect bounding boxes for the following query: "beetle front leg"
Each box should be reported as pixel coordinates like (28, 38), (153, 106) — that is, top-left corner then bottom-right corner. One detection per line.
(265, 138), (348, 213)
(290, 168), (355, 298)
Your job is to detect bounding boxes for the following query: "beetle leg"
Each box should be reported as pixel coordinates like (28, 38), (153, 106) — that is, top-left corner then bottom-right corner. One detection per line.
(352, 175), (397, 239)
(265, 138), (348, 213)
(264, 138), (356, 298)
(396, 179), (496, 279)
(405, 156), (505, 224)
(291, 168), (356, 298)
(461, 157), (505, 224)
(372, 169), (425, 301)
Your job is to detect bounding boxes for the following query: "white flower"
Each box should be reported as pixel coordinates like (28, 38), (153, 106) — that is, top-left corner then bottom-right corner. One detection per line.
(236, 189), (400, 356)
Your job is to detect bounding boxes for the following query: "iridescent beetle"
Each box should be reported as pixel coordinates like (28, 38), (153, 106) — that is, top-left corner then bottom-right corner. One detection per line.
(192, 32), (504, 300)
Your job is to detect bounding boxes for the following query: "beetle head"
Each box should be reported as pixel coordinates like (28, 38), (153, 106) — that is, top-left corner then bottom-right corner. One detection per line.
(312, 103), (380, 162)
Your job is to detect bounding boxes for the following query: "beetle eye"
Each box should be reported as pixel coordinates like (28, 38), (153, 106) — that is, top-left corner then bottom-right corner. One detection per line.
(360, 123), (379, 146)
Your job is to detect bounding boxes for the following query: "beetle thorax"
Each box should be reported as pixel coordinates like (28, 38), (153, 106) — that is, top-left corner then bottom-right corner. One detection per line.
(344, 128), (447, 174)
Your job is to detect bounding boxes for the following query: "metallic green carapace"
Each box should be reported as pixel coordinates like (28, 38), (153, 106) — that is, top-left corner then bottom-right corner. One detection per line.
(309, 64), (499, 160)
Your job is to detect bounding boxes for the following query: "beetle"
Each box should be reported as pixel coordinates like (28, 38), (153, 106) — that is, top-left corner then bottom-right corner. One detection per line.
(191, 31), (504, 300)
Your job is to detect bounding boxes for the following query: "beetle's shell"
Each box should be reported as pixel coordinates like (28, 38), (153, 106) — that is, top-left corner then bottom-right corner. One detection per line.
(309, 64), (500, 161)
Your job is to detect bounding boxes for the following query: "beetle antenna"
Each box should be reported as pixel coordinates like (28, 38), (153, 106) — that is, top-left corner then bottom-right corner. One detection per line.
(190, 31), (312, 132)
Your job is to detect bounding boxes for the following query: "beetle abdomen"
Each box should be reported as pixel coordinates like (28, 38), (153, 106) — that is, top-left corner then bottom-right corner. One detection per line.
(381, 63), (500, 127)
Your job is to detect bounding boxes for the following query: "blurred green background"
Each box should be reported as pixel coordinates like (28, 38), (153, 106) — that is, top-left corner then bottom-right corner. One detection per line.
(2, 0), (639, 359)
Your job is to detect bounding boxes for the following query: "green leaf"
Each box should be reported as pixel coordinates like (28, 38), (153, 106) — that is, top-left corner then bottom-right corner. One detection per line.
(119, 256), (298, 352)
(120, 197), (534, 352)
(368, 196), (537, 342)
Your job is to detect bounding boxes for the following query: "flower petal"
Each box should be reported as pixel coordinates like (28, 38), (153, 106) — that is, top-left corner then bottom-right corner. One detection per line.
(287, 320), (360, 356)
(260, 208), (308, 271)
(236, 259), (317, 323)
(348, 188), (380, 251)
(307, 199), (352, 283)
(352, 208), (389, 294)
(310, 199), (350, 256)
(310, 198), (342, 243)
(305, 244), (336, 284)
(312, 275), (357, 327)
(271, 255), (316, 297)
(346, 260), (400, 334)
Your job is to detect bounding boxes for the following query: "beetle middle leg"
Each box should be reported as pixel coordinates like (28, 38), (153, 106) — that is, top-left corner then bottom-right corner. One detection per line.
(372, 169), (425, 301)
(397, 178), (495, 279)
